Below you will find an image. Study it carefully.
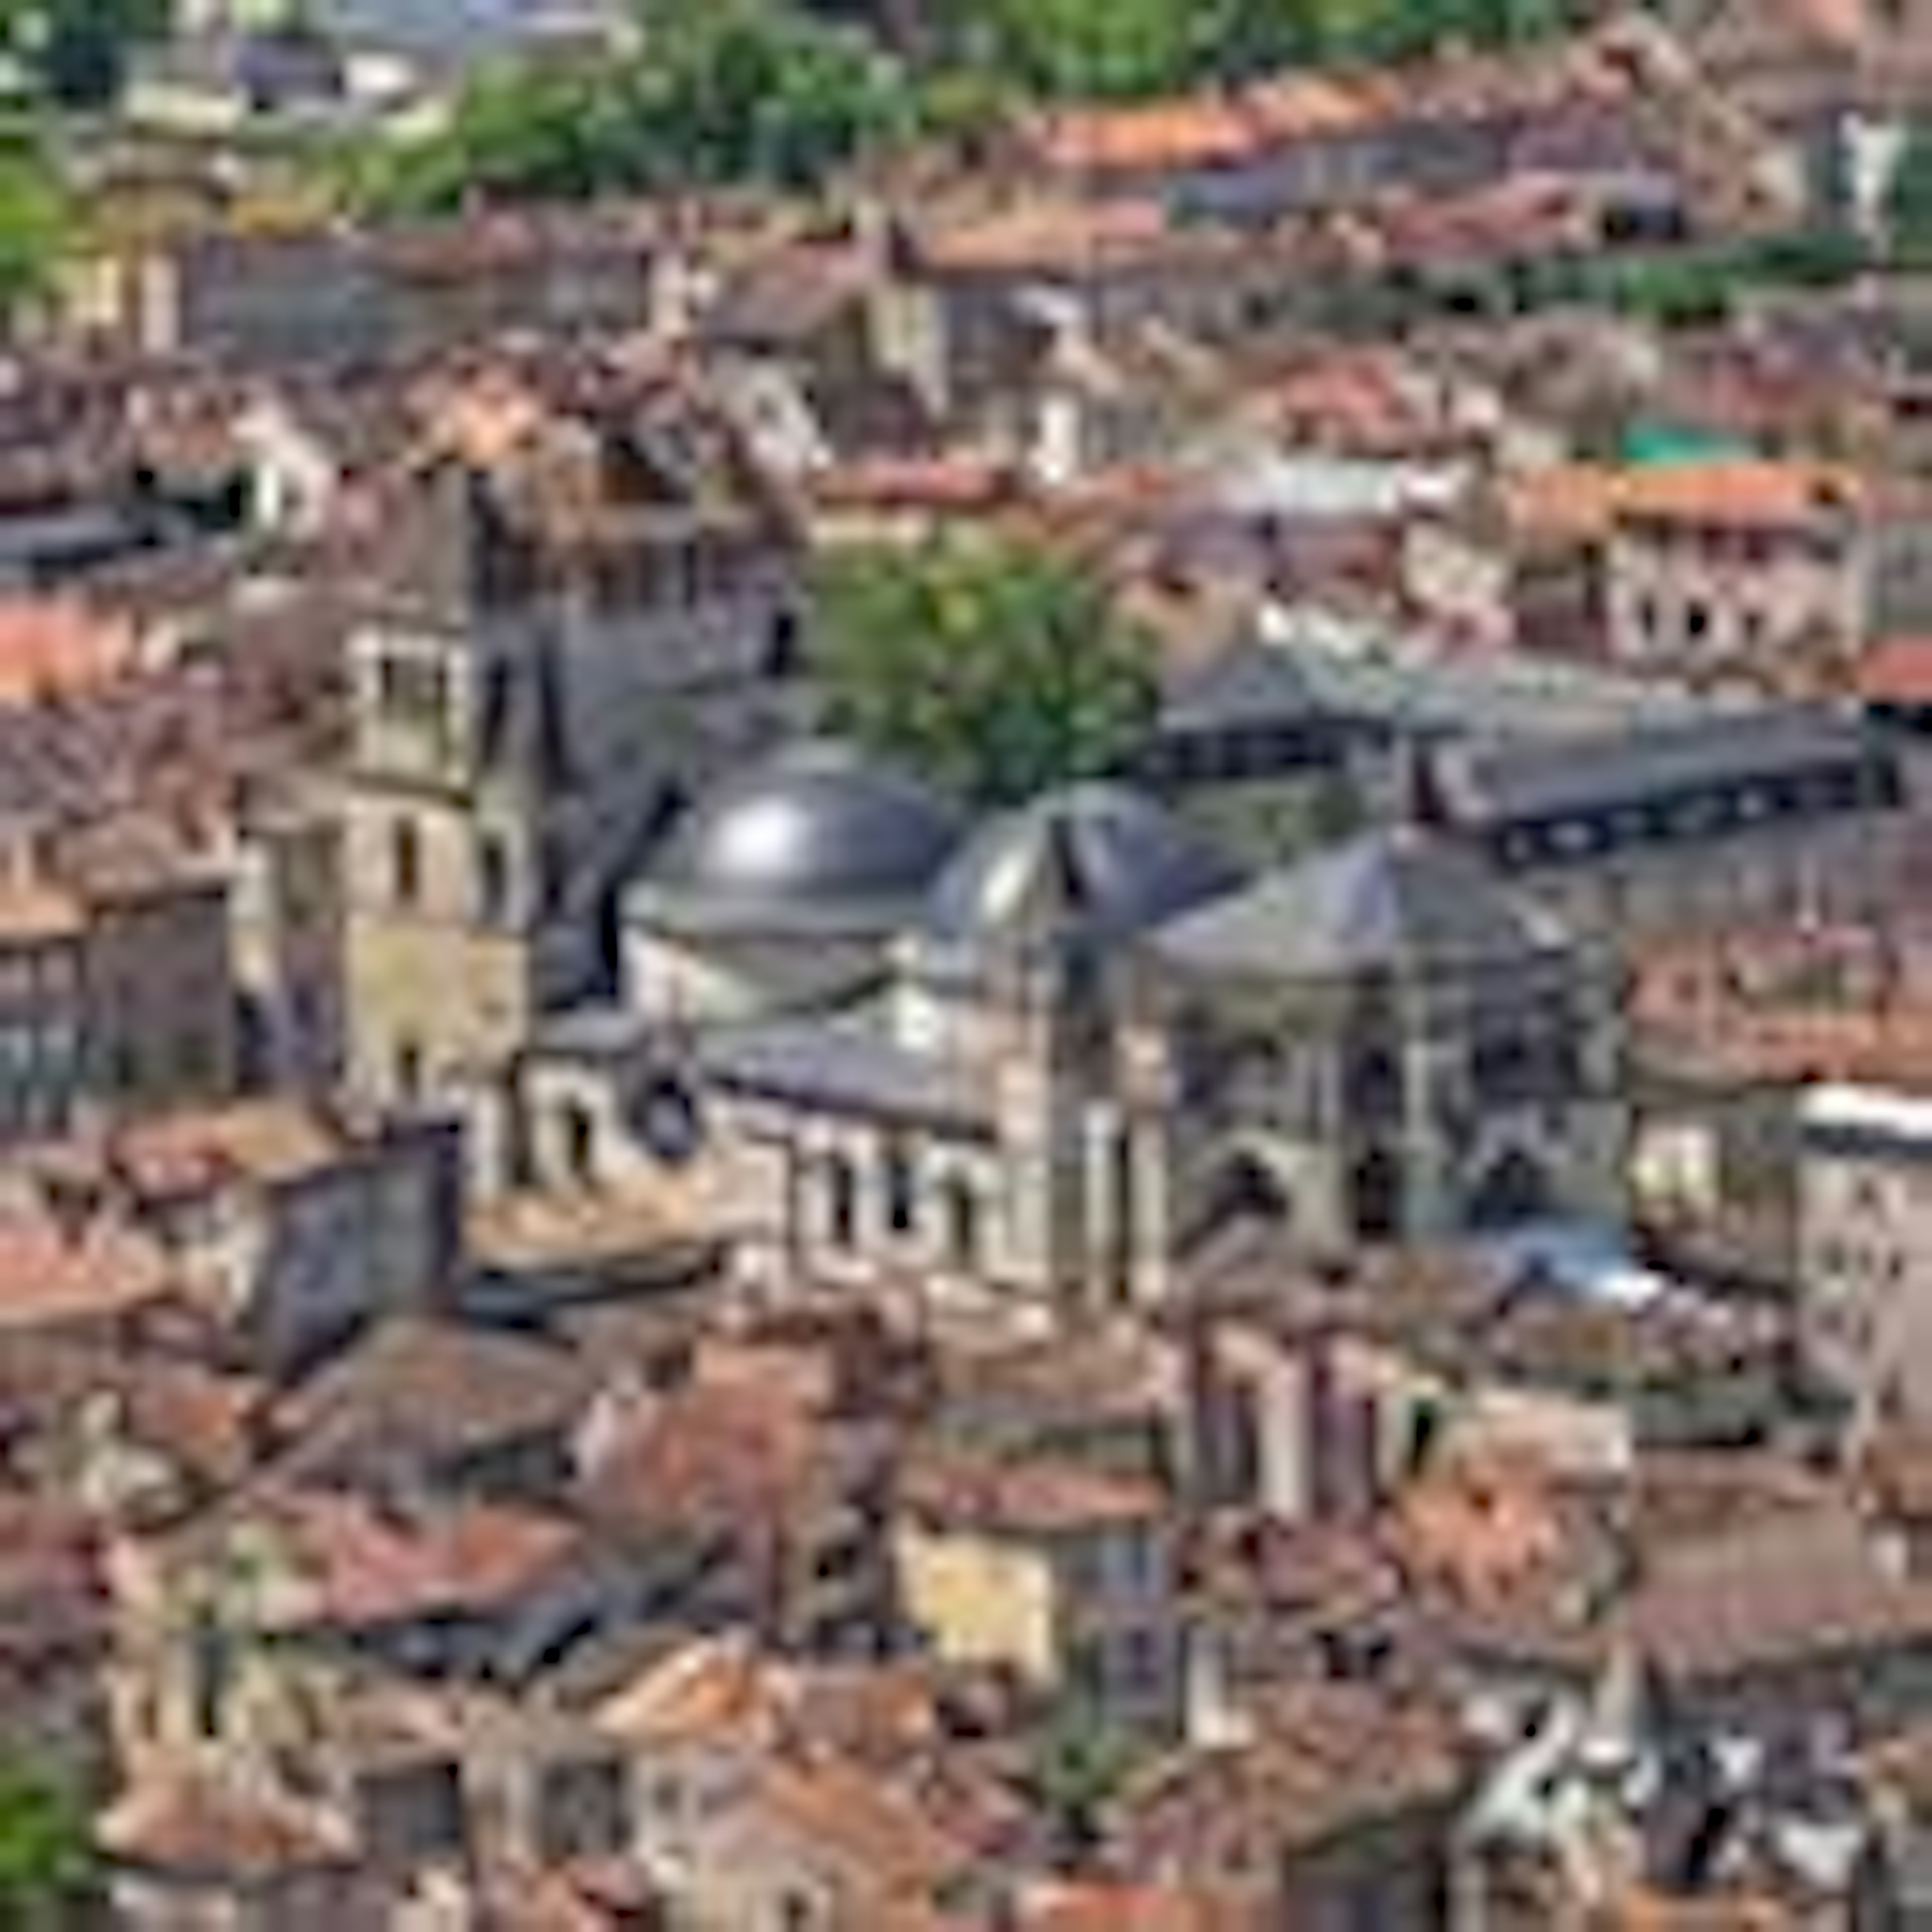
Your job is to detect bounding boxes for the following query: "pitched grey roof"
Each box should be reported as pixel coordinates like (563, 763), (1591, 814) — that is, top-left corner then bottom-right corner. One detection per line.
(1438, 705), (1892, 828)
(1159, 610), (1735, 745)
(1154, 826), (1567, 982)
(692, 1012), (995, 1139)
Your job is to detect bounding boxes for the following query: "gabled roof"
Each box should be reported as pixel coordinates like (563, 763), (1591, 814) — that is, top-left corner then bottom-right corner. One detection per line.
(1439, 705), (1890, 828)
(278, 1315), (596, 1475)
(1155, 825), (1566, 983)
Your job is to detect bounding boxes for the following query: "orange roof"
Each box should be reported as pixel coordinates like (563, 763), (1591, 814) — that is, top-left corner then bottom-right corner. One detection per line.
(1506, 458), (1865, 543)
(0, 597), (137, 708)
(596, 1634), (779, 1746)
(755, 1752), (974, 1898)
(1025, 1882), (1255, 1930)
(0, 874), (84, 943)
(810, 453), (1018, 513)
(901, 1447), (1165, 1538)
(1859, 634), (1932, 706)
(231, 1487), (578, 1630)
(1502, 462), (1625, 545)
(1243, 71), (1367, 140)
(0, 1214), (176, 1333)
(1615, 458), (1863, 532)
(60, 1100), (346, 1197)
(100, 1775), (354, 1876)
(1030, 96), (1262, 175)
(919, 199), (1172, 275)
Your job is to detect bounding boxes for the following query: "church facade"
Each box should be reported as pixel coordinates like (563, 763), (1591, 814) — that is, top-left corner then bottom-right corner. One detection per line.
(487, 743), (1629, 1317)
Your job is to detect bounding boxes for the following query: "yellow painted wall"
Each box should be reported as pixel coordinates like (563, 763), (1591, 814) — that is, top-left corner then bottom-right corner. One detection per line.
(895, 1527), (1059, 1685)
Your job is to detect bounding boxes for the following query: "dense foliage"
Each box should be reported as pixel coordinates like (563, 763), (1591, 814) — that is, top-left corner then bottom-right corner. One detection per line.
(355, 0), (916, 215)
(1889, 120), (1932, 270)
(0, 1756), (96, 1921)
(923, 0), (1591, 99)
(3, 0), (169, 108)
(0, 138), (65, 314)
(812, 535), (1158, 809)
(355, 0), (1606, 212)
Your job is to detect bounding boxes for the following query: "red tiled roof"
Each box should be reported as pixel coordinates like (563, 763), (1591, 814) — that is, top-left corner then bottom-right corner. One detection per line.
(1028, 97), (1266, 175)
(0, 1214), (177, 1335)
(1859, 635), (1932, 707)
(220, 1487), (578, 1631)
(1025, 1883), (1257, 1931)
(100, 1775), (355, 1876)
(900, 1446), (1165, 1539)
(0, 598), (138, 708)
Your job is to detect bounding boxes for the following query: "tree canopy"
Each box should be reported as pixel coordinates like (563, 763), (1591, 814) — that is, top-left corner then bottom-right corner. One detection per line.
(351, 0), (1608, 212)
(3, 0), (170, 109)
(0, 1755), (95, 1920)
(0, 141), (65, 316)
(1890, 119), (1932, 269)
(356, 0), (916, 216)
(812, 535), (1158, 809)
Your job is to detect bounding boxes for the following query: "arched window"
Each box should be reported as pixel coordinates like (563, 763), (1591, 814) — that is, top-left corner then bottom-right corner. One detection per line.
(392, 818), (421, 908)
(1350, 1147), (1403, 1243)
(827, 1153), (858, 1249)
(1468, 1150), (1550, 1232)
(943, 1176), (980, 1274)
(883, 1137), (918, 1236)
(560, 1102), (597, 1188)
(393, 1038), (423, 1103)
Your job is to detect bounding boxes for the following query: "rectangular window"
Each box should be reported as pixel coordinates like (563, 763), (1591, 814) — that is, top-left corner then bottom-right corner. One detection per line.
(392, 820), (421, 908)
(476, 833), (511, 926)
(884, 1139), (917, 1236)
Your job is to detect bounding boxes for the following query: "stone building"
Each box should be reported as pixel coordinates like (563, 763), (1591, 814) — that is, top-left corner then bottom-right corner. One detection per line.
(494, 743), (1628, 1317)
(334, 389), (804, 1113)
(1153, 827), (1628, 1252)
(1602, 460), (1868, 685)
(1799, 1082), (1932, 1430)
(0, 827), (238, 1146)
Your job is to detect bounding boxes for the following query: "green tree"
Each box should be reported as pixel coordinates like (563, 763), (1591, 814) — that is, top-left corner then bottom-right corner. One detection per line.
(0, 1755), (96, 1926)
(1026, 1699), (1136, 1869)
(0, 144), (64, 317)
(813, 535), (1158, 809)
(357, 0), (915, 215)
(6, 0), (169, 109)
(1890, 120), (1932, 268)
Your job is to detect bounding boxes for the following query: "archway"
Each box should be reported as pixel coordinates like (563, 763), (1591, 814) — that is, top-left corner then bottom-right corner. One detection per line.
(1467, 1148), (1553, 1232)
(1349, 1147), (1404, 1243)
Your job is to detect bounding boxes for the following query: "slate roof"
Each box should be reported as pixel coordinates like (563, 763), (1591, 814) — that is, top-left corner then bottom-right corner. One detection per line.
(692, 1013), (996, 1139)
(1437, 705), (1893, 828)
(1157, 612), (1735, 746)
(1155, 825), (1567, 982)
(632, 742), (967, 941)
(925, 782), (1239, 953)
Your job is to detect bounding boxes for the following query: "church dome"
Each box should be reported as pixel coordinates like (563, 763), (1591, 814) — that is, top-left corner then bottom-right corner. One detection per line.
(925, 782), (1239, 952)
(635, 742), (968, 936)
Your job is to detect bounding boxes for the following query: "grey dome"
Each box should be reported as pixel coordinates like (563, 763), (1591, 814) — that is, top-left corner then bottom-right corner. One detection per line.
(1156, 825), (1569, 982)
(926, 782), (1239, 951)
(637, 742), (967, 935)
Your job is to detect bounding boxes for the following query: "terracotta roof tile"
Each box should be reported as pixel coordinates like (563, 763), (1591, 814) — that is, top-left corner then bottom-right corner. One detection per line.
(1024, 1882), (1258, 1931)
(900, 1446), (1166, 1539)
(0, 1213), (178, 1334)
(1028, 97), (1265, 175)
(100, 1774), (356, 1876)
(204, 1486), (579, 1632)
